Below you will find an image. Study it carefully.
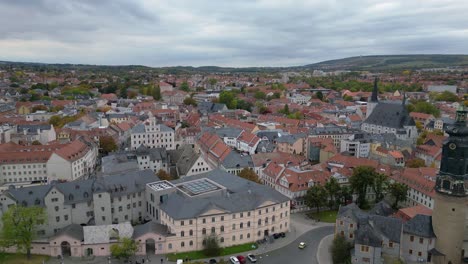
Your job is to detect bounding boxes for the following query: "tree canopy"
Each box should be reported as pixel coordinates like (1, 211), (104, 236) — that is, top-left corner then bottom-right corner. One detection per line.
(388, 182), (409, 209)
(110, 237), (139, 261)
(305, 184), (328, 214)
(349, 166), (376, 209)
(331, 235), (352, 264)
(1, 206), (46, 259)
(99, 136), (118, 155)
(238, 168), (262, 184)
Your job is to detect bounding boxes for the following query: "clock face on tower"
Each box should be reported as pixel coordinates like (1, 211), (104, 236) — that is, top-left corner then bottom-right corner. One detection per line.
(449, 143), (457, 150)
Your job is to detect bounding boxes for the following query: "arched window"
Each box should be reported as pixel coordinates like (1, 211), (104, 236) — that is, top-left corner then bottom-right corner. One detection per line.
(181, 242), (185, 247)
(240, 222), (244, 229)
(211, 227), (215, 234)
(181, 231), (184, 237)
(220, 226), (224, 232)
(247, 233), (250, 239)
(83, 192), (89, 198)
(247, 221), (251, 227)
(189, 240), (193, 246)
(232, 235), (236, 241)
(168, 243), (172, 249)
(220, 237), (224, 243)
(69, 194), (74, 201)
(202, 228), (206, 235)
(202, 239), (206, 246)
(258, 219), (262, 226)
(189, 230), (193, 236)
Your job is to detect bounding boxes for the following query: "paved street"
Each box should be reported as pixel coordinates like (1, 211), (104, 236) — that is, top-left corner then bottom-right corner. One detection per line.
(253, 226), (334, 264)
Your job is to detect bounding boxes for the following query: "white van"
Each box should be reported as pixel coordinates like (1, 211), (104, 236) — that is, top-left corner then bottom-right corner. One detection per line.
(177, 259), (183, 264)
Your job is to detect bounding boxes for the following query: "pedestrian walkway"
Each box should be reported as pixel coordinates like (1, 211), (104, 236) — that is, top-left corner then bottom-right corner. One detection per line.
(46, 213), (333, 264)
(316, 234), (333, 264)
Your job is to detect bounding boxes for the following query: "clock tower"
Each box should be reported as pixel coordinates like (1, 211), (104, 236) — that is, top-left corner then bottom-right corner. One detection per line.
(433, 106), (468, 264)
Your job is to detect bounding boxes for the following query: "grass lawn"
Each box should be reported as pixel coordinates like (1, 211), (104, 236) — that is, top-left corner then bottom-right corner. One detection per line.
(0, 253), (50, 264)
(167, 242), (257, 261)
(307, 210), (338, 223)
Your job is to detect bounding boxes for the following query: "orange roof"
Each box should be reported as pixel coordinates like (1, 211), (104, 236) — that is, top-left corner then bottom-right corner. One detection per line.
(397, 205), (432, 219)
(54, 140), (91, 162)
(389, 150), (404, 159)
(390, 167), (437, 197)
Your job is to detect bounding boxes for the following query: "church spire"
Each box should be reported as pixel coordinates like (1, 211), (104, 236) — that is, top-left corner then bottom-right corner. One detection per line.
(371, 77), (378, 102)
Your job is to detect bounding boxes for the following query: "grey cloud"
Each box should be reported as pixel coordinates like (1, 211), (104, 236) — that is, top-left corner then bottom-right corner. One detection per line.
(0, 0), (468, 67)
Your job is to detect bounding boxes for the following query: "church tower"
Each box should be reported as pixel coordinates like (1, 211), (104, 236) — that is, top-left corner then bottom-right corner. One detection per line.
(366, 77), (379, 118)
(433, 106), (468, 264)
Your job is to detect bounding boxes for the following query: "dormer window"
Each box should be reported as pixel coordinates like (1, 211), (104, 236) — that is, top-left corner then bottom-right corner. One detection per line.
(69, 194), (74, 201)
(83, 192), (89, 198)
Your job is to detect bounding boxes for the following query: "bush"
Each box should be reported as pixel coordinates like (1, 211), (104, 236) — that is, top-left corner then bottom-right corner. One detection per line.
(203, 235), (222, 257)
(331, 235), (352, 264)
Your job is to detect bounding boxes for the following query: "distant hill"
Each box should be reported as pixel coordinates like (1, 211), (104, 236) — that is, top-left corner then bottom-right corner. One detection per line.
(2, 54), (468, 73)
(304, 55), (468, 71)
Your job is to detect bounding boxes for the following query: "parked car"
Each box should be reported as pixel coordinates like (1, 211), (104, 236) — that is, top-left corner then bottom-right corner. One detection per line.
(247, 254), (257, 263)
(236, 255), (246, 264)
(209, 259), (217, 264)
(298, 242), (307, 249)
(280, 232), (286, 238)
(272, 233), (280, 239)
(230, 256), (240, 264)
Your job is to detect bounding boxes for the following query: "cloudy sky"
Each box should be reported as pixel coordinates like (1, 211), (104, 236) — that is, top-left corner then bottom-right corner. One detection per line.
(1, 0), (468, 67)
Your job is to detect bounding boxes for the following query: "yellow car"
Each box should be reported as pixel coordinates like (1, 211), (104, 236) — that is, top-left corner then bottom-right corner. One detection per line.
(298, 242), (306, 249)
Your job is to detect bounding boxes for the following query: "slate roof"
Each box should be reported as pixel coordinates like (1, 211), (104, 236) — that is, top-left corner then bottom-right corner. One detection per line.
(221, 152), (254, 169)
(370, 215), (402, 243)
(131, 123), (145, 133)
(368, 201), (394, 217)
(355, 224), (382, 247)
(132, 221), (170, 238)
(136, 145), (168, 162)
(403, 214), (435, 238)
(364, 102), (415, 129)
(17, 124), (52, 132)
(53, 224), (84, 241)
(209, 127), (243, 138)
(337, 203), (369, 225)
(168, 145), (200, 176)
(6, 170), (158, 206)
(159, 169), (289, 220)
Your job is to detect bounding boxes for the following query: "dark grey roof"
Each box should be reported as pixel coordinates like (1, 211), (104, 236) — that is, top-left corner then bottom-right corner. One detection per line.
(53, 224), (84, 241)
(6, 170), (159, 206)
(133, 221), (170, 238)
(256, 130), (283, 141)
(355, 224), (382, 247)
(364, 102), (415, 129)
(221, 152), (254, 169)
(203, 127), (242, 138)
(403, 214), (435, 238)
(136, 145), (168, 162)
(310, 124), (357, 135)
(131, 123), (145, 133)
(370, 215), (402, 243)
(160, 169), (289, 220)
(275, 134), (305, 144)
(7, 184), (53, 207)
(198, 102), (227, 114)
(368, 201), (393, 217)
(337, 203), (369, 225)
(101, 153), (139, 175)
(168, 145), (200, 176)
(256, 141), (276, 153)
(17, 124), (52, 132)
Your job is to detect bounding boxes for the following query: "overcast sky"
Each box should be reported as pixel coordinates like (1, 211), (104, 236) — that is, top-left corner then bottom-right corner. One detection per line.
(1, 0), (467, 67)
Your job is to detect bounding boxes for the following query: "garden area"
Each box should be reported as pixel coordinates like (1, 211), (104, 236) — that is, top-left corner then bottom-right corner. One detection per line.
(0, 253), (50, 264)
(167, 242), (257, 261)
(306, 210), (338, 223)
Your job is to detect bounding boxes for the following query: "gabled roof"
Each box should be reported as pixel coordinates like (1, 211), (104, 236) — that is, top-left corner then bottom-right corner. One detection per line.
(52, 224), (84, 241)
(403, 214), (435, 238)
(364, 102), (415, 129)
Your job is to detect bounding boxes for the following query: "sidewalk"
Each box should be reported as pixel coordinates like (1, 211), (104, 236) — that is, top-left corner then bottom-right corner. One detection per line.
(316, 234), (333, 264)
(46, 213), (332, 264)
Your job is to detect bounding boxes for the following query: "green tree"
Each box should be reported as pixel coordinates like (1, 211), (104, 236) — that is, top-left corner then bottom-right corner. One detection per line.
(324, 178), (341, 210)
(316, 91), (324, 101)
(202, 234), (222, 257)
(279, 104), (290, 115)
(238, 168), (262, 184)
(338, 185), (353, 205)
(388, 182), (409, 209)
(349, 166), (375, 209)
(435, 91), (459, 102)
(110, 237), (139, 261)
(119, 85), (128, 98)
(180, 81), (190, 92)
(183, 97), (197, 106)
(1, 206), (46, 259)
(219, 91), (237, 109)
(407, 101), (440, 117)
(331, 235), (352, 264)
(254, 91), (266, 100)
(152, 85), (161, 101)
(99, 136), (118, 154)
(208, 78), (218, 86)
(31, 140), (41, 145)
(372, 173), (388, 203)
(305, 184), (328, 214)
(343, 95), (353, 101)
(406, 158), (425, 168)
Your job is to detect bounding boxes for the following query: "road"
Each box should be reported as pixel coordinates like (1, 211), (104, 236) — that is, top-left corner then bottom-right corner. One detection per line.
(253, 226), (334, 264)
